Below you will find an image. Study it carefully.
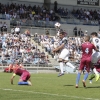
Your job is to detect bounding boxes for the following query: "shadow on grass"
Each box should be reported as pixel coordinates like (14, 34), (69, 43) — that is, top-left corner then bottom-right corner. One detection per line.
(64, 85), (74, 86)
(64, 85), (88, 89)
(86, 86), (100, 88)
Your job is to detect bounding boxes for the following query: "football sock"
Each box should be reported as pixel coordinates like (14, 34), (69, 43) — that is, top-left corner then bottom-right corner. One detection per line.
(66, 62), (75, 69)
(83, 73), (88, 81)
(76, 73), (81, 85)
(18, 82), (29, 85)
(59, 62), (64, 74)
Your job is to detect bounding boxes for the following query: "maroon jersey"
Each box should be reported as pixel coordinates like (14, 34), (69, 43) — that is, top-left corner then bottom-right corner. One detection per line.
(94, 60), (100, 72)
(79, 42), (96, 72)
(81, 42), (96, 58)
(15, 69), (28, 76)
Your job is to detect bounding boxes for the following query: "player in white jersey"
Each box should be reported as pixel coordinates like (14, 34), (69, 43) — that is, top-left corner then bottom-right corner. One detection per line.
(90, 32), (100, 81)
(52, 32), (76, 77)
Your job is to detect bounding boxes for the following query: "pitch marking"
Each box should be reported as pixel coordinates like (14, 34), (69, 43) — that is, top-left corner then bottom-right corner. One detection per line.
(0, 88), (99, 100)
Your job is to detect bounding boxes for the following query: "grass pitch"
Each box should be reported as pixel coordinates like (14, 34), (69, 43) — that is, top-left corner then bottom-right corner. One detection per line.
(0, 72), (100, 100)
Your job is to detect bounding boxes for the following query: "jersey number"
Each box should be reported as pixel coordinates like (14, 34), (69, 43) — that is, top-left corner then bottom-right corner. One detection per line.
(85, 48), (89, 54)
(95, 39), (99, 43)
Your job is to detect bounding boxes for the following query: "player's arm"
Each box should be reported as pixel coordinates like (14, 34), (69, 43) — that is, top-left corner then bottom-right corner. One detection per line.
(8, 64), (11, 72)
(95, 47), (99, 52)
(91, 40), (99, 52)
(10, 73), (16, 85)
(92, 43), (99, 52)
(93, 45), (99, 52)
(53, 43), (64, 52)
(53, 39), (67, 52)
(20, 64), (24, 69)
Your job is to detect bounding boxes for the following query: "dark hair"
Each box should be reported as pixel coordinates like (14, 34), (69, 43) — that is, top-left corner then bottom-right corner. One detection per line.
(59, 32), (65, 35)
(91, 32), (98, 36)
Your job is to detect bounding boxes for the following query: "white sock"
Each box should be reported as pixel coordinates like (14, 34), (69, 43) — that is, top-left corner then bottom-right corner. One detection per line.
(66, 62), (75, 69)
(93, 68), (99, 75)
(60, 62), (64, 74)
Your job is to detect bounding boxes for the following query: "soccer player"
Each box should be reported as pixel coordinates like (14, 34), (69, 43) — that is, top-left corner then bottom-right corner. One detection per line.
(91, 32), (100, 81)
(89, 59), (100, 83)
(53, 32), (76, 77)
(13, 61), (24, 69)
(4, 63), (13, 73)
(75, 35), (98, 88)
(10, 64), (32, 86)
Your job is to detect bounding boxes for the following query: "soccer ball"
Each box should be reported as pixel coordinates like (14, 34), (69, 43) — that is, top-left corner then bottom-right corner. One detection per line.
(54, 22), (61, 28)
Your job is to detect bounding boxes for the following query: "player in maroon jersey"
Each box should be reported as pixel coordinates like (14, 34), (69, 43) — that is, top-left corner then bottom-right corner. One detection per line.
(94, 60), (100, 73)
(75, 35), (98, 88)
(10, 65), (32, 86)
(89, 59), (100, 83)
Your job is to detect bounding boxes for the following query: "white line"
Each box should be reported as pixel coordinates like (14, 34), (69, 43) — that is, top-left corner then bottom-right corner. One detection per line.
(0, 88), (99, 100)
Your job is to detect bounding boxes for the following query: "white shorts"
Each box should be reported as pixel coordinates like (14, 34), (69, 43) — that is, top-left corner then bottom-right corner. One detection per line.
(59, 48), (69, 61)
(91, 52), (100, 63)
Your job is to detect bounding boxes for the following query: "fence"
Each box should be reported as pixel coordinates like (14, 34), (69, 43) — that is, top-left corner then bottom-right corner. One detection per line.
(0, 58), (59, 73)
(16, 26), (56, 36)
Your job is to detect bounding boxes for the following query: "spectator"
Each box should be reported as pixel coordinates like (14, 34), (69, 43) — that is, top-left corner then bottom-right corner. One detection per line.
(98, 32), (100, 38)
(84, 30), (88, 36)
(45, 29), (49, 35)
(11, 27), (15, 34)
(54, 1), (58, 13)
(1, 22), (7, 32)
(78, 28), (83, 36)
(15, 26), (20, 35)
(73, 27), (77, 37)
(0, 21), (3, 32)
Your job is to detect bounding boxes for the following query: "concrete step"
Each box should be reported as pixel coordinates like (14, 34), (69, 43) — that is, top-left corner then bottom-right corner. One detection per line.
(31, 38), (59, 66)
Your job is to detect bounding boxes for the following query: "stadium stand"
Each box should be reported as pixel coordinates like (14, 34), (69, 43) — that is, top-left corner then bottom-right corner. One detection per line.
(0, 0), (99, 73)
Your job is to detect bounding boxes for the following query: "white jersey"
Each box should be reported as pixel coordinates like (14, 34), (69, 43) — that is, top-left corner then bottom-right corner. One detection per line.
(91, 37), (100, 63)
(59, 37), (68, 50)
(92, 37), (100, 52)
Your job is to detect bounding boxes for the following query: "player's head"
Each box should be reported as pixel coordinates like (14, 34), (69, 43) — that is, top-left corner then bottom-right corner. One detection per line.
(15, 60), (20, 65)
(91, 32), (98, 38)
(84, 35), (90, 42)
(59, 32), (65, 39)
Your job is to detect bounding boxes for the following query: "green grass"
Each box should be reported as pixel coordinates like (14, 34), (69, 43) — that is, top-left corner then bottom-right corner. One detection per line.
(0, 72), (100, 100)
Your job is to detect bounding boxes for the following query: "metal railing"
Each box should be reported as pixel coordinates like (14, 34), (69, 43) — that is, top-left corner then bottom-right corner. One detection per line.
(0, 14), (99, 27)
(10, 19), (56, 28)
(10, 18), (99, 27)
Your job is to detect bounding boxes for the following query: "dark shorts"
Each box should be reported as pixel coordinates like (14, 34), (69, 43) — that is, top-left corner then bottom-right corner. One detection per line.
(79, 57), (91, 72)
(20, 71), (30, 81)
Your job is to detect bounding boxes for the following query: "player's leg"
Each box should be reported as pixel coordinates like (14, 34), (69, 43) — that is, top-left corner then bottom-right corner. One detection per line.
(89, 61), (100, 83)
(27, 78), (32, 86)
(75, 58), (84, 88)
(18, 72), (32, 86)
(89, 63), (95, 84)
(91, 52), (100, 81)
(18, 81), (29, 85)
(58, 49), (67, 77)
(18, 77), (29, 85)
(64, 59), (76, 72)
(89, 72), (95, 82)
(76, 70), (82, 88)
(82, 59), (91, 87)
(82, 71), (89, 87)
(58, 59), (64, 77)
(64, 49), (76, 72)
